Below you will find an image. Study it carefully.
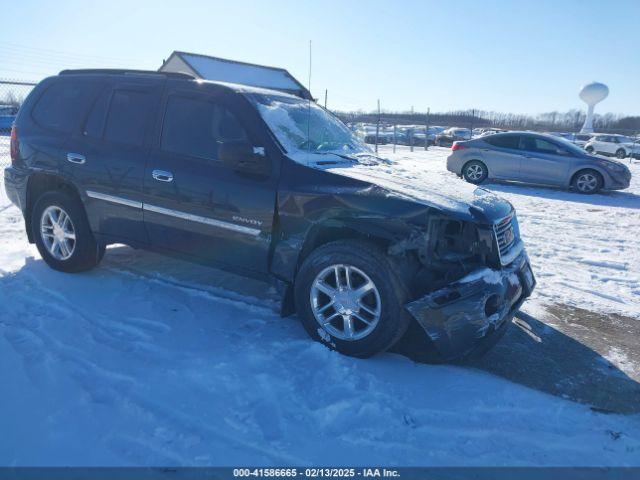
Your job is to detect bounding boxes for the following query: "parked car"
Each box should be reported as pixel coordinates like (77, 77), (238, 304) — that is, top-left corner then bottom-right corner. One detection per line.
(0, 105), (19, 133)
(585, 134), (640, 159)
(402, 126), (431, 146)
(356, 125), (388, 145)
(546, 131), (573, 140)
(570, 133), (593, 148)
(5, 69), (536, 360)
(435, 128), (471, 147)
(447, 132), (631, 194)
(478, 129), (507, 137)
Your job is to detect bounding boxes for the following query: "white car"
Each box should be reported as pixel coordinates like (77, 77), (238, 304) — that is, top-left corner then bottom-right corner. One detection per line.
(571, 133), (594, 148)
(478, 128), (507, 137)
(585, 134), (640, 159)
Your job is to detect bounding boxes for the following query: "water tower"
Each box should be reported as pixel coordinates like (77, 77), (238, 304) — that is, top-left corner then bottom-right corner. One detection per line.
(579, 82), (609, 133)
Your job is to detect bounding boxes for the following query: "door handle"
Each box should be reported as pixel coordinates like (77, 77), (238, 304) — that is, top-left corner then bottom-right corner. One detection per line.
(67, 153), (86, 164)
(152, 169), (174, 182)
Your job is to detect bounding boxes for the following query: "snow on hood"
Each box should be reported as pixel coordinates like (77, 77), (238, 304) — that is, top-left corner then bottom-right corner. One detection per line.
(290, 152), (511, 220)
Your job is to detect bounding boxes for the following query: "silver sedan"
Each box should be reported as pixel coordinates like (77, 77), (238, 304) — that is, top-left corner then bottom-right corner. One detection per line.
(446, 132), (631, 194)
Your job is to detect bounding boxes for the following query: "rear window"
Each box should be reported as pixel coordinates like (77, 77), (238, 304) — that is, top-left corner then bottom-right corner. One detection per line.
(484, 134), (520, 149)
(104, 90), (155, 146)
(31, 80), (97, 133)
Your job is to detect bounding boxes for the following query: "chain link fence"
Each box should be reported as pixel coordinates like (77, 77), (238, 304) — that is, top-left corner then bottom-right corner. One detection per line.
(0, 79), (37, 168)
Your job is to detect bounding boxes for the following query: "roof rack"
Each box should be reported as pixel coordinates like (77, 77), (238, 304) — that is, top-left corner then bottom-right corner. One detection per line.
(59, 69), (195, 80)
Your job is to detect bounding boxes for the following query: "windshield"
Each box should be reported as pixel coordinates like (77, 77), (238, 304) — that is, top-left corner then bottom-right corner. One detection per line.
(247, 93), (370, 156)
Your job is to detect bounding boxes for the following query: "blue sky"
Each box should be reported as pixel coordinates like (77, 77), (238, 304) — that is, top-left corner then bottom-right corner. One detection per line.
(2, 0), (638, 115)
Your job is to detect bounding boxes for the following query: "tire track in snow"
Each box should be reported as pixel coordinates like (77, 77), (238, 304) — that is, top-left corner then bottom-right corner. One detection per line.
(0, 264), (308, 465)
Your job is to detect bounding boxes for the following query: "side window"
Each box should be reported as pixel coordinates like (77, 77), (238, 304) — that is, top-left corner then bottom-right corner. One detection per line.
(31, 80), (97, 133)
(83, 89), (111, 138)
(160, 95), (248, 161)
(520, 137), (565, 155)
(534, 139), (563, 154)
(104, 90), (155, 147)
(485, 135), (520, 149)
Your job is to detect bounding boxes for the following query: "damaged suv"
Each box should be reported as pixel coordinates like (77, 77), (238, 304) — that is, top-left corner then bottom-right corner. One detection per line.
(4, 69), (535, 360)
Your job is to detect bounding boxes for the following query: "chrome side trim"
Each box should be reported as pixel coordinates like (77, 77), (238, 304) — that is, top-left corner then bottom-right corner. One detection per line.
(86, 190), (143, 209)
(84, 191), (261, 236)
(143, 203), (261, 236)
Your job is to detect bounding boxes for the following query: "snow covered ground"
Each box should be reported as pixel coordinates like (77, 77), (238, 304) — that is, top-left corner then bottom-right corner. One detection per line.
(1, 142), (640, 466)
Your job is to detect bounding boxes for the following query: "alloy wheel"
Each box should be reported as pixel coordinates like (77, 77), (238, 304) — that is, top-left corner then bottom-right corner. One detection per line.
(576, 173), (598, 193)
(40, 205), (76, 261)
(310, 264), (381, 341)
(466, 164), (485, 181)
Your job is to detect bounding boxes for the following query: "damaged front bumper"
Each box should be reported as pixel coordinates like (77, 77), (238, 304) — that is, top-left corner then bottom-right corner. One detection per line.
(405, 249), (535, 360)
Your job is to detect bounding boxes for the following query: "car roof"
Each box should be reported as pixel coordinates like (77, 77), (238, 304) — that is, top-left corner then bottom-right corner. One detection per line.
(57, 68), (300, 100)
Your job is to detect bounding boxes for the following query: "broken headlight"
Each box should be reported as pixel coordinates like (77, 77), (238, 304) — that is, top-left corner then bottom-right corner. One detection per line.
(419, 217), (493, 271)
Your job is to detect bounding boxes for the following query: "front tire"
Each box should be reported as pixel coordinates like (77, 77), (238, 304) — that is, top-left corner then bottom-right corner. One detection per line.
(32, 191), (105, 272)
(294, 240), (411, 358)
(572, 169), (603, 194)
(462, 160), (488, 184)
(585, 146), (594, 154)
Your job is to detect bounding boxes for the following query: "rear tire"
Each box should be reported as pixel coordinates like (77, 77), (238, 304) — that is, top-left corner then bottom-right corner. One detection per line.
(32, 191), (105, 273)
(294, 240), (411, 358)
(462, 160), (488, 184)
(585, 145), (594, 154)
(571, 169), (603, 194)
(616, 148), (627, 159)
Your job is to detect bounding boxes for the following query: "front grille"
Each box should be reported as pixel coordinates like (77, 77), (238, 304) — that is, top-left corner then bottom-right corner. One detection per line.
(494, 212), (518, 262)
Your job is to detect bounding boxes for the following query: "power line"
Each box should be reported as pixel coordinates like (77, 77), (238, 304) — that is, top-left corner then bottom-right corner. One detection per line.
(0, 53), (148, 71)
(0, 49), (156, 69)
(0, 41), (155, 64)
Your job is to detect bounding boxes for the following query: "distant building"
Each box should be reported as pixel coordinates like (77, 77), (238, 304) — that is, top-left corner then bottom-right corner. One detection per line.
(159, 51), (312, 99)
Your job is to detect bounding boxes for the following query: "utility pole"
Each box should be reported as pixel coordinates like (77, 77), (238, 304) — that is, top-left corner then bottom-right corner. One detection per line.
(425, 107), (430, 151)
(324, 89), (328, 109)
(410, 106), (415, 152)
(393, 124), (397, 154)
(470, 109), (475, 139)
(375, 99), (381, 154)
(409, 105), (414, 152)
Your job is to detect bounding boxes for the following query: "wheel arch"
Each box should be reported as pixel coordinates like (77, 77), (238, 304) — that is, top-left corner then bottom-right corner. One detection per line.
(569, 166), (607, 189)
(462, 159), (490, 177)
(25, 173), (83, 243)
(276, 219), (406, 317)
(296, 220), (395, 276)
(616, 147), (628, 157)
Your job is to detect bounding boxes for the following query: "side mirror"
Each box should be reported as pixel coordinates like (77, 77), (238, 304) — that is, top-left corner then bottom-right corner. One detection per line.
(218, 141), (270, 177)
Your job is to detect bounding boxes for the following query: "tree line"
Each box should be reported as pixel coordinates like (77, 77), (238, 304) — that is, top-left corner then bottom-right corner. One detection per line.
(336, 108), (640, 134)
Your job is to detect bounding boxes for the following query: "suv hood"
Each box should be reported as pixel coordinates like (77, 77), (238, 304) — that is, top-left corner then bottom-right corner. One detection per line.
(298, 153), (512, 223)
